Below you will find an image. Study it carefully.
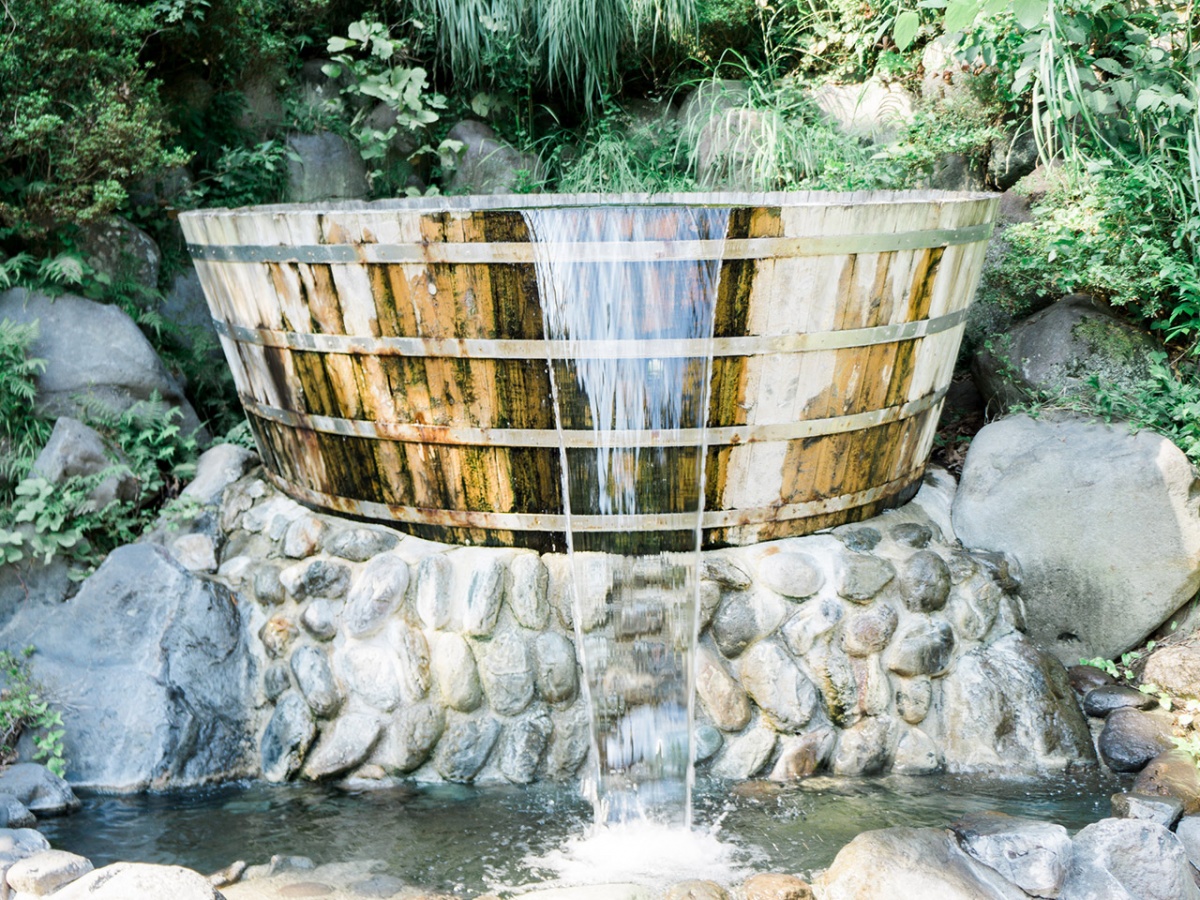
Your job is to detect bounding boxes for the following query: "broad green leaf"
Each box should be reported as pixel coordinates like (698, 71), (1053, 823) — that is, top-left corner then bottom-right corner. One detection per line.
(1135, 89), (1162, 112)
(944, 0), (979, 33)
(893, 10), (920, 51)
(1092, 57), (1125, 75)
(1012, 0), (1046, 28)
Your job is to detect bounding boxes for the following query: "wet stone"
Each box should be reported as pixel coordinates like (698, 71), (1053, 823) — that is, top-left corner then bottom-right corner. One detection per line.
(1069, 664), (1117, 694)
(740, 873), (813, 900)
(757, 551), (824, 600)
(806, 640), (858, 727)
(886, 619), (955, 677)
(338, 644), (402, 711)
(260, 615), (298, 659)
(544, 706), (590, 780)
(711, 593), (760, 658)
(433, 633), (482, 712)
(480, 633), (534, 716)
(283, 515), (325, 559)
(1083, 684), (1156, 717)
(291, 645), (342, 717)
(6, 849), (94, 896)
(263, 662), (291, 701)
(890, 523), (933, 549)
(852, 655), (892, 718)
(945, 552), (978, 584)
(533, 632), (577, 705)
(711, 724), (777, 779)
(0, 795), (34, 829)
(387, 621), (431, 701)
(434, 715), (501, 783)
(374, 702), (444, 775)
(698, 581), (721, 630)
(837, 527), (881, 552)
(950, 811), (1072, 898)
(300, 599), (340, 642)
(694, 725), (723, 764)
(739, 641), (819, 733)
(321, 526), (399, 562)
(892, 726), (940, 775)
(415, 554), (453, 630)
(499, 711), (552, 784)
(1100, 708), (1176, 773)
(464, 557), (505, 637)
(898, 550), (951, 613)
(841, 602), (898, 657)
(614, 601), (664, 638)
(509, 553), (549, 630)
(302, 713), (382, 781)
(974, 551), (1021, 593)
(782, 597), (843, 656)
(702, 556), (752, 590)
(345, 556), (409, 639)
(253, 564), (286, 606)
(282, 559), (351, 601)
(697, 645), (751, 732)
(836, 554), (895, 603)
(946, 582), (1000, 642)
(769, 729), (835, 782)
(261, 692), (317, 782)
(1112, 791), (1184, 828)
(664, 880), (728, 900)
(895, 676), (933, 725)
(831, 716), (896, 776)
(1133, 748), (1200, 813)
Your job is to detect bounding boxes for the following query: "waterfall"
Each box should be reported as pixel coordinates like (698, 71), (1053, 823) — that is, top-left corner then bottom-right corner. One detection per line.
(523, 205), (730, 828)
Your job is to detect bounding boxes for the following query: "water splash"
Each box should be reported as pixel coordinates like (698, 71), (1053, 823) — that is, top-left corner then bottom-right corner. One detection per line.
(523, 205), (730, 828)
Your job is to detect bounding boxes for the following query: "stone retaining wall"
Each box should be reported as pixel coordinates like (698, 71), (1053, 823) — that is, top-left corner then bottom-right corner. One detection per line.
(170, 456), (1094, 787)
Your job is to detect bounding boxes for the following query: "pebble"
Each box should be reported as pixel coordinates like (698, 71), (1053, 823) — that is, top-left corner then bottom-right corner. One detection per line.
(1098, 708), (1175, 772)
(1083, 684), (1156, 717)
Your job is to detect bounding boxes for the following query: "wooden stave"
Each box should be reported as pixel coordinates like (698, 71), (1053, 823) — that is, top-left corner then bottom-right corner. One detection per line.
(182, 195), (997, 549)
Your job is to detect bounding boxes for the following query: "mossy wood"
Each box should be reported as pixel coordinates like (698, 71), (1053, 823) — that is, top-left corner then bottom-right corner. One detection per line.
(181, 191), (998, 551)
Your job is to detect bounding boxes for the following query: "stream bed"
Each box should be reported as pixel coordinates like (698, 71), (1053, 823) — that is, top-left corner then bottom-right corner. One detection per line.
(39, 771), (1123, 893)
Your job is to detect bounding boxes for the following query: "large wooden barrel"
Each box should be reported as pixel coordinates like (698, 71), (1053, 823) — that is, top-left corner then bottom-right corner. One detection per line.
(180, 191), (998, 551)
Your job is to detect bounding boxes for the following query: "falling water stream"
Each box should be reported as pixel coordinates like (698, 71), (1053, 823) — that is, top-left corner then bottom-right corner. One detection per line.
(522, 205), (729, 835)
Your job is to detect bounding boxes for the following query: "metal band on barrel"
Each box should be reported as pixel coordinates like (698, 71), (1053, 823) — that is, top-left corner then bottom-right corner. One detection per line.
(242, 388), (946, 448)
(187, 223), (993, 265)
(260, 469), (924, 533)
(213, 306), (968, 360)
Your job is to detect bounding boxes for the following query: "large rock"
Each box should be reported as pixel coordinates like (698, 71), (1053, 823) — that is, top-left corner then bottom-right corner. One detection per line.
(974, 295), (1160, 411)
(52, 862), (226, 900)
(950, 811), (1072, 897)
(6, 849), (94, 895)
(0, 764), (79, 815)
(816, 827), (1029, 899)
(0, 289), (204, 437)
(938, 633), (1095, 772)
(285, 133), (368, 203)
(0, 544), (254, 790)
(953, 414), (1200, 662)
(1142, 643), (1200, 698)
(1062, 818), (1200, 900)
(446, 121), (543, 194)
(31, 417), (140, 508)
(77, 216), (160, 291)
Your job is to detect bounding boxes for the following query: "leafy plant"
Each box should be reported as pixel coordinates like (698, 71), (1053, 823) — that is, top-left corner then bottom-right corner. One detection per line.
(0, 648), (66, 777)
(0, 320), (51, 488)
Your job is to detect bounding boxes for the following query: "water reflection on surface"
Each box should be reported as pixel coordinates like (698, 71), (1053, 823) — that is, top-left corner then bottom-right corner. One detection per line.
(39, 771), (1122, 893)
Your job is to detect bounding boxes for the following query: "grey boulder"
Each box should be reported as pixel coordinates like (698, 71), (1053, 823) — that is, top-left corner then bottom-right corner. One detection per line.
(52, 862), (227, 900)
(0, 764), (79, 816)
(446, 121), (543, 194)
(285, 132), (368, 203)
(1062, 818), (1200, 900)
(973, 295), (1159, 412)
(0, 544), (255, 790)
(0, 288), (204, 438)
(953, 414), (1200, 662)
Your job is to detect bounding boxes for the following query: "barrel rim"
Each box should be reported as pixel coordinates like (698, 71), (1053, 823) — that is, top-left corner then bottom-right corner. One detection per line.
(179, 189), (1000, 219)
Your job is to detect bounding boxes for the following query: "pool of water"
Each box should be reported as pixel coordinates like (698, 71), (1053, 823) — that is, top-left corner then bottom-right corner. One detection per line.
(39, 772), (1122, 893)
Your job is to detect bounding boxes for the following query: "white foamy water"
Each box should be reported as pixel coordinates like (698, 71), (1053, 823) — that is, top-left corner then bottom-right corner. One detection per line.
(511, 820), (762, 892)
